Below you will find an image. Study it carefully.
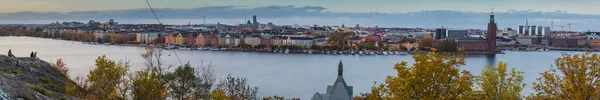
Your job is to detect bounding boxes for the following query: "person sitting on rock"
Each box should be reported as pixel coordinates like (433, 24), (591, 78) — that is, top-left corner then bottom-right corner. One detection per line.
(30, 52), (34, 58)
(8, 49), (15, 57)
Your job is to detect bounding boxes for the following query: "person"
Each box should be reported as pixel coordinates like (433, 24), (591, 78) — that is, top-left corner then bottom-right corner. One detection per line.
(30, 52), (34, 58)
(7, 49), (14, 57)
(33, 52), (37, 58)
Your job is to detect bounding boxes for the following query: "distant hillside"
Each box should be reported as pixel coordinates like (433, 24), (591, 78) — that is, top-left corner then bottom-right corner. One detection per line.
(1, 5), (600, 30)
(0, 55), (80, 99)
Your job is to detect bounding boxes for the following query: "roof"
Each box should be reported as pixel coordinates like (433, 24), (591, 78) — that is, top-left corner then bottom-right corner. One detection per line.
(312, 61), (353, 100)
(457, 39), (488, 43)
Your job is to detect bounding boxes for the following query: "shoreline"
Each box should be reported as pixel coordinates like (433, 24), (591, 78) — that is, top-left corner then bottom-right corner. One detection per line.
(4, 36), (596, 56)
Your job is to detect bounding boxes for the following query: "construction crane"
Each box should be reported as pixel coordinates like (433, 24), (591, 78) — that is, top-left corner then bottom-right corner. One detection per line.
(550, 21), (554, 31)
(567, 23), (572, 32)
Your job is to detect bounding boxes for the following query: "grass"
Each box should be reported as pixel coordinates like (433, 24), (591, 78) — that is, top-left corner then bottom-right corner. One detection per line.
(39, 77), (50, 84)
(12, 70), (22, 74)
(33, 64), (39, 68)
(25, 84), (54, 98)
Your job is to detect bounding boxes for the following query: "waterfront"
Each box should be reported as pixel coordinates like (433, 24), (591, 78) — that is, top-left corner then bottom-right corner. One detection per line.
(0, 36), (588, 99)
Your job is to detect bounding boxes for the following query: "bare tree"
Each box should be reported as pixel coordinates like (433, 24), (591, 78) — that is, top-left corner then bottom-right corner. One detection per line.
(193, 61), (216, 99)
(215, 74), (259, 100)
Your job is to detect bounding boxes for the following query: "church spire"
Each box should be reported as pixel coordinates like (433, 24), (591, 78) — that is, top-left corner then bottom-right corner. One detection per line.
(338, 60), (343, 76)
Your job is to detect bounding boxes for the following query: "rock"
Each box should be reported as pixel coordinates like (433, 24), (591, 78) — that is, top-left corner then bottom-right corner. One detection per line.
(0, 55), (81, 100)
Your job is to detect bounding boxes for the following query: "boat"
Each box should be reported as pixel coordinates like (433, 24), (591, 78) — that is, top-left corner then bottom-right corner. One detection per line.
(369, 51), (375, 55)
(164, 45), (175, 49)
(399, 52), (408, 55)
(394, 51), (400, 55)
(359, 51), (364, 55)
(309, 50), (313, 54)
(382, 51), (389, 55)
(179, 47), (190, 50)
(351, 51), (355, 55)
(285, 49), (290, 54)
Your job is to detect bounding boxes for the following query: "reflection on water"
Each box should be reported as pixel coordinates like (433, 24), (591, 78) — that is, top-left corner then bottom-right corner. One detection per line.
(0, 37), (589, 99)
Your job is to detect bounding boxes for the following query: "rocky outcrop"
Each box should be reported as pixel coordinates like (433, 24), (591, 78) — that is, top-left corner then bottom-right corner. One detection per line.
(0, 55), (81, 100)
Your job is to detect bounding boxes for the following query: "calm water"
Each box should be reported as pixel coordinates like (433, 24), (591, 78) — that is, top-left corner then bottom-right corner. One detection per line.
(0, 36), (589, 99)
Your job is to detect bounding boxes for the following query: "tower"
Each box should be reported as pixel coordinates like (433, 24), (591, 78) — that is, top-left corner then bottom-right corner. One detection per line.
(525, 18), (529, 35)
(338, 60), (343, 76)
(252, 15), (258, 27)
(487, 9), (497, 53)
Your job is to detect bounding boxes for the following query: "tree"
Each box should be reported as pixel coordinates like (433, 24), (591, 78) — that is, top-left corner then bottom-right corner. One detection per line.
(131, 46), (169, 99)
(215, 74), (259, 100)
(131, 67), (168, 100)
(420, 35), (434, 49)
(369, 53), (473, 99)
(533, 52), (600, 99)
(475, 62), (525, 100)
(164, 63), (197, 100)
(262, 96), (300, 100)
(399, 45), (408, 51)
(86, 55), (129, 99)
(52, 58), (69, 77)
(438, 38), (458, 52)
(193, 62), (217, 99)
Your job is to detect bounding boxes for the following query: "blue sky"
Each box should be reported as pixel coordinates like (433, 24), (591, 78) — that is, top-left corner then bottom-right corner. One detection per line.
(3, 0), (600, 14)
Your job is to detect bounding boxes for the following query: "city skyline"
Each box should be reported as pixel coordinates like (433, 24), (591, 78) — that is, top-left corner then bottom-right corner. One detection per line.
(2, 0), (600, 14)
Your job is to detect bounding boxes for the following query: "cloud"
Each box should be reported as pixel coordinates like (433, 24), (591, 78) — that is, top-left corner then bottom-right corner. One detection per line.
(1, 5), (600, 31)
(29, 2), (52, 6)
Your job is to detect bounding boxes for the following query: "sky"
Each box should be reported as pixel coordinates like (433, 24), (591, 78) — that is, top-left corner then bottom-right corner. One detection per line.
(3, 0), (600, 14)
(1, 0), (600, 31)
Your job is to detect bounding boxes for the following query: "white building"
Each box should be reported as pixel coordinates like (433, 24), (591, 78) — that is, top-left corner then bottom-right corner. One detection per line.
(136, 33), (158, 44)
(245, 36), (261, 46)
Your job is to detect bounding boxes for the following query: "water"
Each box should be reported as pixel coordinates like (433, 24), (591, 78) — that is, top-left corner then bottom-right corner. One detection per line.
(0, 36), (589, 99)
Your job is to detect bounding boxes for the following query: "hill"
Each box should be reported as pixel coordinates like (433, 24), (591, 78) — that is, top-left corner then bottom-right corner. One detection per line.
(0, 55), (80, 100)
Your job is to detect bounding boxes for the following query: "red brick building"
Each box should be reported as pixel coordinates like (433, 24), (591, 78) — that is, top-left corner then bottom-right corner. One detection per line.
(210, 34), (219, 46)
(260, 38), (272, 48)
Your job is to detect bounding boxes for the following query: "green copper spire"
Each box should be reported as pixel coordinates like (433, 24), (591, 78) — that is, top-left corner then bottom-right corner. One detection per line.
(489, 8), (495, 23)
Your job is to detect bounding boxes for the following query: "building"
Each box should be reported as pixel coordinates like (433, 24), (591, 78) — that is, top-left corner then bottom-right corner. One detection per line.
(435, 28), (447, 40)
(195, 34), (205, 47)
(312, 61), (353, 100)
(291, 37), (315, 49)
(252, 15), (259, 28)
(447, 29), (468, 39)
(591, 40), (600, 47)
(245, 36), (261, 46)
(175, 33), (184, 45)
(457, 39), (490, 52)
(456, 10), (496, 53)
(136, 32), (158, 44)
(210, 34), (219, 46)
(551, 38), (578, 47)
(487, 10), (497, 52)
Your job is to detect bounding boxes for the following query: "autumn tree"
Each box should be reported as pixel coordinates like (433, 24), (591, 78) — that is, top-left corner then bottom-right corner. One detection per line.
(420, 35), (434, 51)
(52, 58), (69, 77)
(475, 62), (525, 99)
(215, 74), (259, 100)
(131, 46), (169, 99)
(533, 52), (600, 99)
(369, 53), (473, 99)
(86, 55), (129, 99)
